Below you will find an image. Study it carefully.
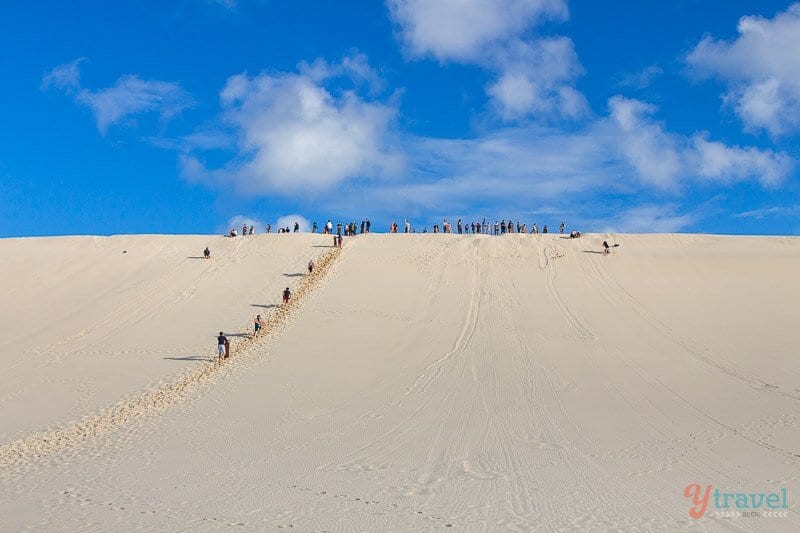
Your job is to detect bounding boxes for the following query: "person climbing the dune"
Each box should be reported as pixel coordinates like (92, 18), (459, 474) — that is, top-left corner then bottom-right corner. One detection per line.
(254, 315), (264, 335)
(308, 259), (314, 274)
(283, 287), (291, 304)
(203, 247), (211, 259)
(217, 331), (228, 360)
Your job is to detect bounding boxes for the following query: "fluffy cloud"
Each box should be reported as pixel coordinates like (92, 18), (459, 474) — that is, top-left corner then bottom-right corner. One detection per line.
(275, 214), (311, 232)
(226, 215), (265, 234)
(388, 0), (583, 121)
(602, 96), (793, 189)
(43, 60), (194, 134)
(184, 57), (401, 194)
(687, 3), (800, 136)
(487, 37), (588, 120)
(388, 0), (567, 61)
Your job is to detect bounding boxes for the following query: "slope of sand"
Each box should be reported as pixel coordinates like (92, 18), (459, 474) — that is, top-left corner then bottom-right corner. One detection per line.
(1, 233), (799, 531)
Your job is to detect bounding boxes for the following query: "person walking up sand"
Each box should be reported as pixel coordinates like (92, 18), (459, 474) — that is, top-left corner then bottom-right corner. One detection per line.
(249, 225), (254, 235)
(203, 247), (211, 259)
(254, 315), (264, 335)
(308, 259), (314, 274)
(217, 331), (229, 361)
(559, 221), (565, 234)
(283, 287), (291, 304)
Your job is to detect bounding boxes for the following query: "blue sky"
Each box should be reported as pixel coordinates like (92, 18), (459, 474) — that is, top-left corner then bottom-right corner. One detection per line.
(1, 0), (799, 236)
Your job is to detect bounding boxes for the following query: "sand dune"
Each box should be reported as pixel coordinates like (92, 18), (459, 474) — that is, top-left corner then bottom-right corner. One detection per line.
(1, 233), (798, 531)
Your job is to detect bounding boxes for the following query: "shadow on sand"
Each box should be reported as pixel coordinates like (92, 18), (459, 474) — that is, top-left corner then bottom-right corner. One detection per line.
(581, 250), (607, 255)
(251, 304), (278, 309)
(163, 355), (215, 362)
(187, 256), (208, 259)
(283, 273), (304, 277)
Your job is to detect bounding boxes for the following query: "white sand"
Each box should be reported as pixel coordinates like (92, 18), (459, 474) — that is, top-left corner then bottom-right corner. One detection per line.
(0, 233), (798, 531)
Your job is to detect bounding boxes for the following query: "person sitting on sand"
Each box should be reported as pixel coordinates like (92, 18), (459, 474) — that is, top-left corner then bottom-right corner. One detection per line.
(308, 259), (314, 274)
(203, 247), (211, 259)
(217, 331), (228, 360)
(283, 287), (291, 304)
(254, 315), (264, 334)
(230, 228), (237, 237)
(570, 230), (581, 239)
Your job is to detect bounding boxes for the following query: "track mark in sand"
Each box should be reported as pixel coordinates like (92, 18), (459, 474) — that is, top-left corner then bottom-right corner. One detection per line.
(0, 246), (343, 474)
(539, 244), (597, 341)
(584, 253), (800, 403)
(406, 241), (482, 395)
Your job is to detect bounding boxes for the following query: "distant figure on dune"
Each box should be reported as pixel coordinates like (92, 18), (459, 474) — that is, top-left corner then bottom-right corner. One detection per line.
(405, 218), (410, 233)
(337, 234), (343, 248)
(254, 315), (264, 335)
(543, 225), (548, 234)
(203, 247), (211, 259)
(602, 240), (620, 254)
(243, 223), (248, 236)
(559, 222), (565, 234)
(532, 223), (538, 234)
(365, 219), (371, 233)
(570, 230), (582, 239)
(217, 331), (229, 360)
(308, 259), (314, 274)
(312, 221), (318, 233)
(249, 225), (254, 235)
(266, 223), (271, 233)
(229, 228), (237, 237)
(294, 222), (299, 233)
(283, 287), (291, 304)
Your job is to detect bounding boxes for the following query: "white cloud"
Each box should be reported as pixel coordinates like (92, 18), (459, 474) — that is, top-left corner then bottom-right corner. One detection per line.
(226, 215), (265, 234)
(77, 76), (195, 134)
(186, 56), (402, 194)
(42, 58), (84, 93)
(687, 3), (800, 136)
(606, 205), (695, 233)
(602, 96), (792, 189)
(43, 59), (194, 134)
(689, 134), (793, 186)
(388, 0), (583, 121)
(388, 0), (568, 61)
(487, 37), (588, 120)
(275, 214), (311, 232)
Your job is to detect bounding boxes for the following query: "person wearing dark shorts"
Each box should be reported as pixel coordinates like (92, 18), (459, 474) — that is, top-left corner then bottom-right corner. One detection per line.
(283, 287), (291, 304)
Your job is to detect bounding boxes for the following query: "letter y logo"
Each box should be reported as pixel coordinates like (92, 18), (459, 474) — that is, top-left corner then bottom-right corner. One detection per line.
(683, 483), (712, 518)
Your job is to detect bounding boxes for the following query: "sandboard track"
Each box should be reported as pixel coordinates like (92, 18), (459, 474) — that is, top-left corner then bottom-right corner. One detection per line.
(581, 250), (800, 403)
(0, 245), (343, 475)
